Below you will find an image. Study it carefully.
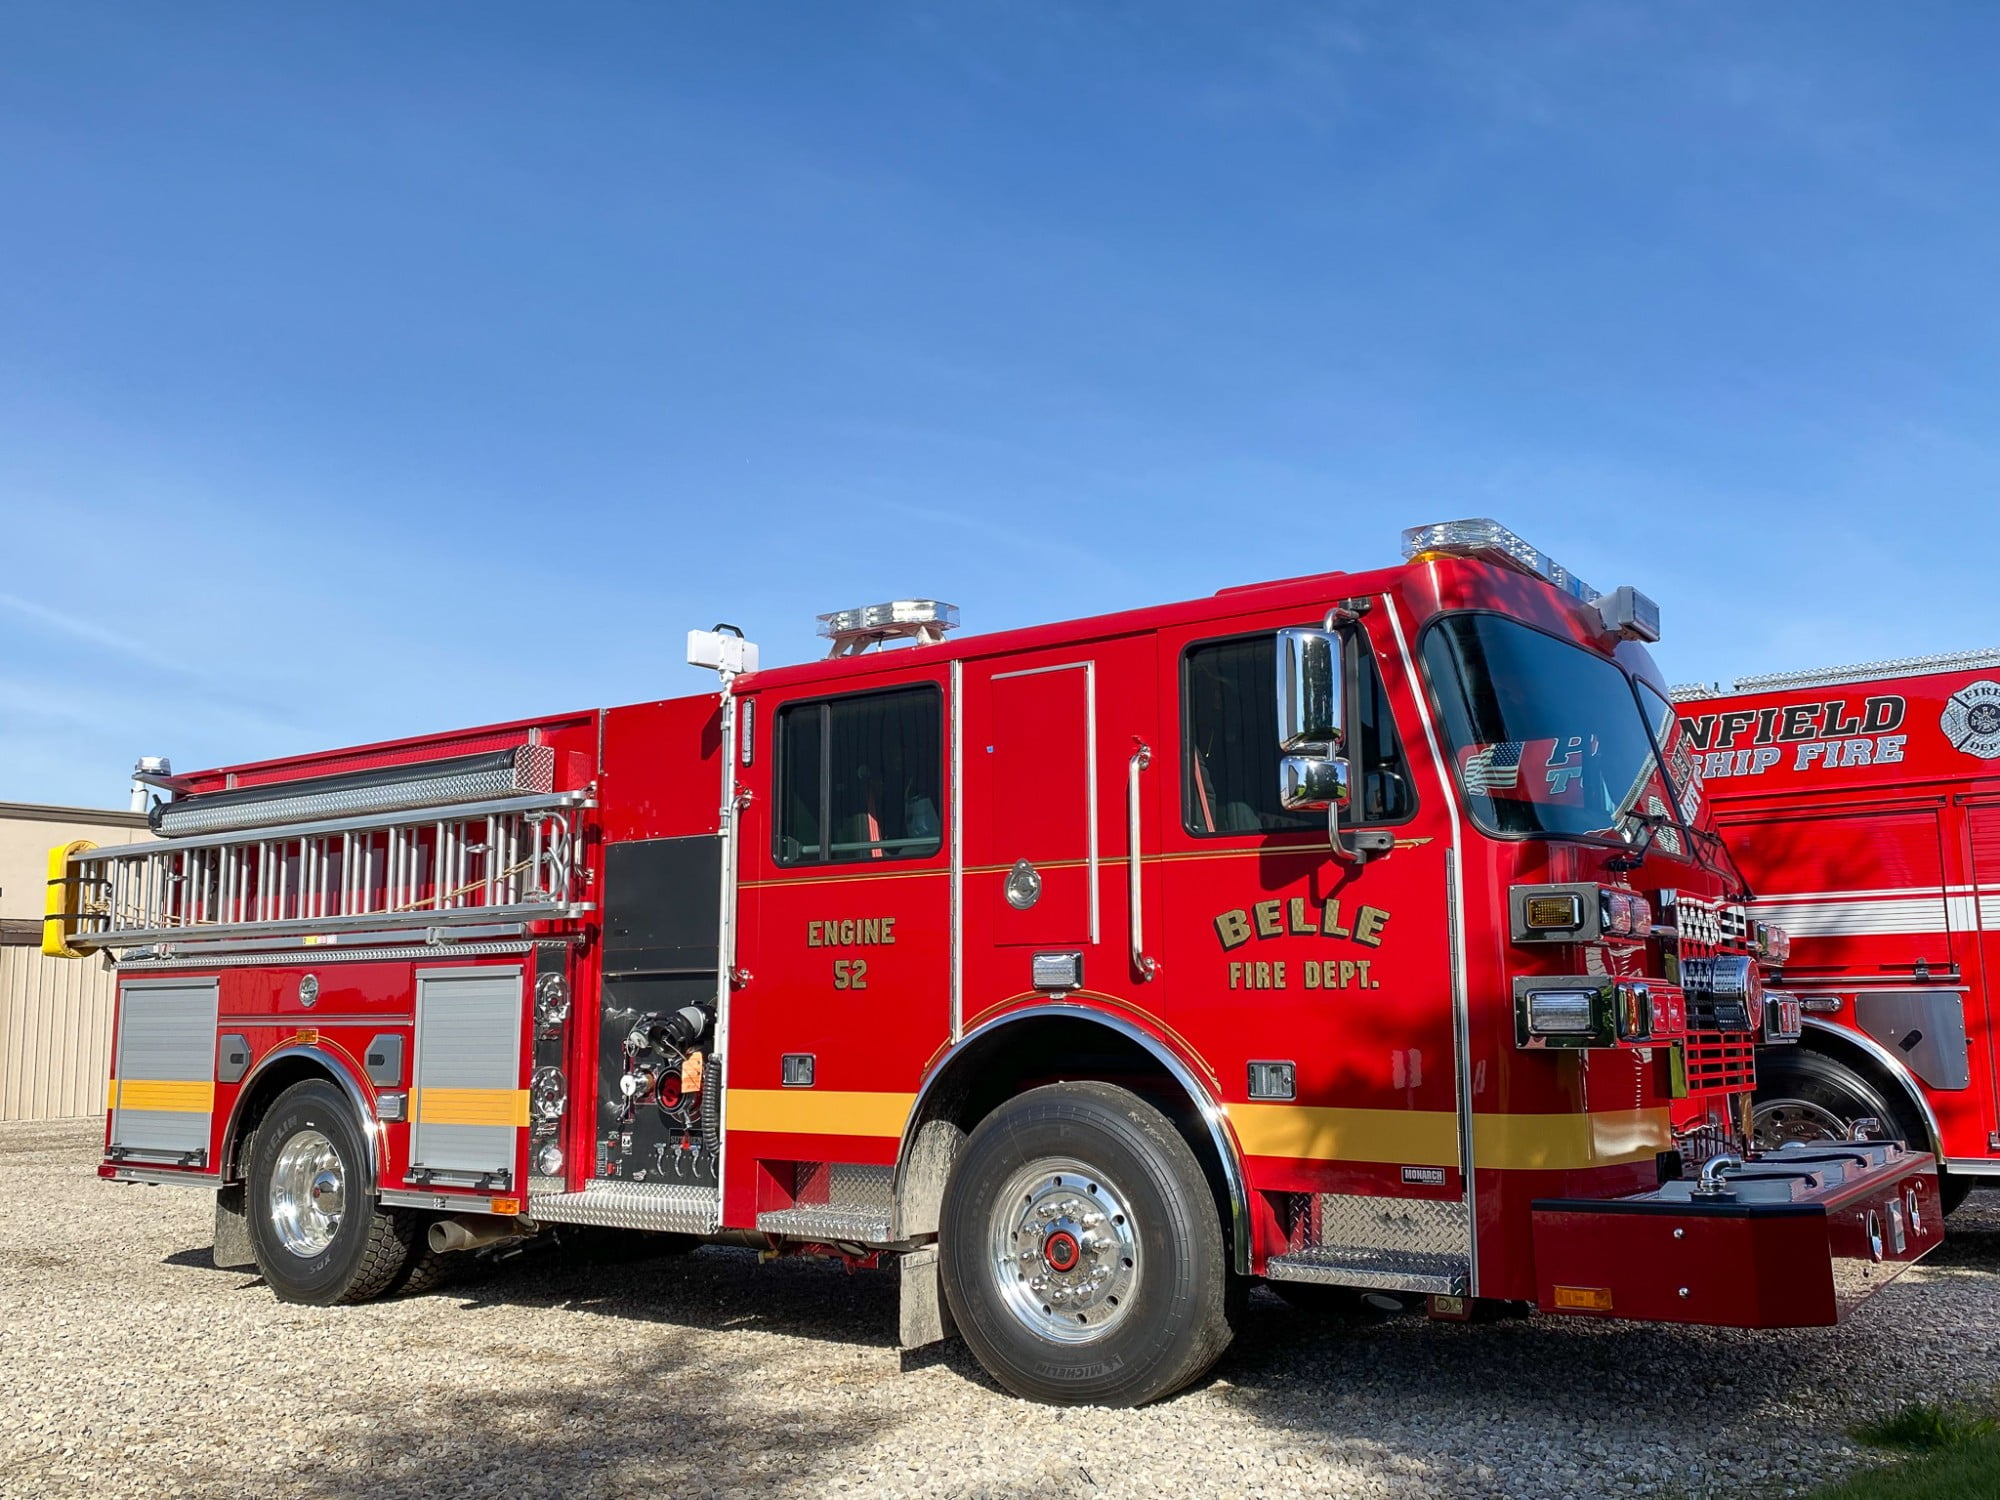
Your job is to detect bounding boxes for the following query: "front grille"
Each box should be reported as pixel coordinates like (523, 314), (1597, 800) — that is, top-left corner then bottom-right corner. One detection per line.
(1682, 1036), (1756, 1097)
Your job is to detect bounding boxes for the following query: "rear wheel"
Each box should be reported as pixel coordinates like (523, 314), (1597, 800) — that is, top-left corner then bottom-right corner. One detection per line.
(939, 1081), (1234, 1406)
(248, 1079), (417, 1304)
(1753, 1049), (1970, 1214)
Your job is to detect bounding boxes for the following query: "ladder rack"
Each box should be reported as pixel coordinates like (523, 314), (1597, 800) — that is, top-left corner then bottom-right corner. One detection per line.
(61, 790), (594, 957)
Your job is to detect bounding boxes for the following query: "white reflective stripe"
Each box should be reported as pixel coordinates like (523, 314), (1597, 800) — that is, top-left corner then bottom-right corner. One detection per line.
(1747, 882), (1995, 903)
(1746, 883), (2000, 937)
(1751, 896), (1949, 937)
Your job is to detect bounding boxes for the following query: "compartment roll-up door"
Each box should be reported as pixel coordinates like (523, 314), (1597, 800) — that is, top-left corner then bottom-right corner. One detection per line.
(110, 978), (219, 1165)
(410, 967), (524, 1188)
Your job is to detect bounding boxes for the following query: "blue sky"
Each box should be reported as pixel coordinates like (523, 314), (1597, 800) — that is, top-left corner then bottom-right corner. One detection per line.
(4, 3), (1999, 809)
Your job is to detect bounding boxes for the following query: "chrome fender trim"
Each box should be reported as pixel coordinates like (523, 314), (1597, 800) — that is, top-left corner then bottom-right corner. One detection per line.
(222, 1043), (383, 1188)
(895, 1002), (1254, 1275)
(1798, 1016), (1945, 1157)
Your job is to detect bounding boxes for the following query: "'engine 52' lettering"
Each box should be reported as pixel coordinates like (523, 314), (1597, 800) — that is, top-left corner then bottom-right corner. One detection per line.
(1213, 899), (1390, 951)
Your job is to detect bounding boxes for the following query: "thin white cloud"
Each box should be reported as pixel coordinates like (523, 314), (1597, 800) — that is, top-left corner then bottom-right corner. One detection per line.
(0, 589), (191, 675)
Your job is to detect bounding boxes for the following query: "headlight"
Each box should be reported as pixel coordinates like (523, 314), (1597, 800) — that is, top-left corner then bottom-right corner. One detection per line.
(1515, 980), (1613, 1047)
(1514, 979), (1652, 1048)
(1526, 991), (1597, 1034)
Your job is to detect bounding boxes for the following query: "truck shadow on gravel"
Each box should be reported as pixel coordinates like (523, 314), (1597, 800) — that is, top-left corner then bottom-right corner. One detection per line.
(442, 1241), (912, 1351)
(274, 1237), (2000, 1499)
(299, 1339), (897, 1500)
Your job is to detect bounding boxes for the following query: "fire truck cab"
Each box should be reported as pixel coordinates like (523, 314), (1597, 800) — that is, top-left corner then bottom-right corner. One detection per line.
(48, 521), (1941, 1406)
(1679, 649), (2000, 1213)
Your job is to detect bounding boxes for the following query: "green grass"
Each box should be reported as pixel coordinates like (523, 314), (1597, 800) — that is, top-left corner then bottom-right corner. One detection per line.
(1852, 1401), (1997, 1451)
(1802, 1401), (2000, 1499)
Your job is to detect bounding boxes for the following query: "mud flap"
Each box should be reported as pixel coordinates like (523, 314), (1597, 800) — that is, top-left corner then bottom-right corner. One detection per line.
(213, 1184), (255, 1270)
(898, 1244), (956, 1350)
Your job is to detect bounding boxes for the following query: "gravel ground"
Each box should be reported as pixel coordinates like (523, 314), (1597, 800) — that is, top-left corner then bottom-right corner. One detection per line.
(3, 1118), (1998, 1500)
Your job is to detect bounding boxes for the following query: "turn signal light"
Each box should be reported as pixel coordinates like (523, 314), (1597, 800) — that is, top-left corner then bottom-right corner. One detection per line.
(1552, 1285), (1614, 1313)
(1523, 894), (1584, 931)
(1511, 884), (1654, 944)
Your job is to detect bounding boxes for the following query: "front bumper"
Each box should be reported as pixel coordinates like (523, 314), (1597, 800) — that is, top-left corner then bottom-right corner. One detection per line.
(1530, 1140), (1941, 1327)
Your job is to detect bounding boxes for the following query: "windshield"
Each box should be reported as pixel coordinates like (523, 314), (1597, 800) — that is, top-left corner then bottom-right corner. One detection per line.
(1422, 613), (1691, 858)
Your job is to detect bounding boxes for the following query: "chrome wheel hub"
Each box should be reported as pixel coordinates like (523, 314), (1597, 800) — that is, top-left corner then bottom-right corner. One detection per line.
(270, 1128), (345, 1258)
(988, 1157), (1140, 1343)
(1752, 1098), (1851, 1150)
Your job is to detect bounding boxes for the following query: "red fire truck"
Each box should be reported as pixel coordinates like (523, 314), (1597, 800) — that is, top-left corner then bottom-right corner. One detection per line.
(1677, 649), (2000, 1214)
(46, 520), (1939, 1406)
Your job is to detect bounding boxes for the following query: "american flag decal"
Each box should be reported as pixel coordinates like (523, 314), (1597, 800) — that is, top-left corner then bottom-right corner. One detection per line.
(1462, 741), (1523, 793)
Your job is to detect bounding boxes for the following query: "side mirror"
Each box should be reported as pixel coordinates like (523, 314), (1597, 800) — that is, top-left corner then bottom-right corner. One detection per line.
(1276, 627), (1342, 753)
(1279, 755), (1349, 811)
(1276, 628), (1348, 812)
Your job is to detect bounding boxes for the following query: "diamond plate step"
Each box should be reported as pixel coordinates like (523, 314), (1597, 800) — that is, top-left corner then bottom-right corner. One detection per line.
(529, 1179), (717, 1234)
(1264, 1247), (1468, 1296)
(755, 1206), (897, 1243)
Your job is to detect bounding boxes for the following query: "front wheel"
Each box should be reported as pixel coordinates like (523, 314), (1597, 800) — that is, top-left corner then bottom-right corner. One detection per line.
(247, 1079), (418, 1304)
(1753, 1049), (1970, 1214)
(939, 1081), (1234, 1406)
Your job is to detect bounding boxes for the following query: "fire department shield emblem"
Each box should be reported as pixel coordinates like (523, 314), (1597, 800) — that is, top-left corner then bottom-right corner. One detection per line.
(1941, 679), (2000, 759)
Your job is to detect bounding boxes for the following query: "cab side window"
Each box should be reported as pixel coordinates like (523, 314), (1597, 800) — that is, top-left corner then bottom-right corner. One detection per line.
(1182, 633), (1414, 837)
(776, 686), (943, 864)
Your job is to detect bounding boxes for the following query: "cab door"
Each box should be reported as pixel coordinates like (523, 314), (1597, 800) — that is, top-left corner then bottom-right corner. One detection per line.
(1155, 610), (1468, 1288)
(729, 673), (953, 1227)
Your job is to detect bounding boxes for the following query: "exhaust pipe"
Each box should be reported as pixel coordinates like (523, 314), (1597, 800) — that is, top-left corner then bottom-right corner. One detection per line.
(429, 1214), (527, 1254)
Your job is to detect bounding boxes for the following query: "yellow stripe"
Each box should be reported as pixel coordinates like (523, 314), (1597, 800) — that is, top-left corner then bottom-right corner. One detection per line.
(1228, 1104), (1671, 1172)
(115, 1079), (214, 1114)
(728, 1088), (916, 1139)
(416, 1088), (529, 1128)
(1231, 1104), (1461, 1166)
(1473, 1107), (1671, 1171)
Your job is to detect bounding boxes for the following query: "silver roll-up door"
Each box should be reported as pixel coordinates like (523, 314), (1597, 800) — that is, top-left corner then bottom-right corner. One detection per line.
(109, 977), (220, 1165)
(410, 967), (524, 1188)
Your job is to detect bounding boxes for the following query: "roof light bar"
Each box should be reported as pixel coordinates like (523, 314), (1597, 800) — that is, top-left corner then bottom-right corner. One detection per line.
(817, 599), (960, 657)
(1402, 519), (1600, 604)
(1403, 519), (1663, 644)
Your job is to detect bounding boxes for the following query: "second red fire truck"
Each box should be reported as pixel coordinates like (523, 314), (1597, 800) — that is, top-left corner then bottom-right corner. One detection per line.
(47, 520), (1939, 1406)
(1679, 649), (2000, 1213)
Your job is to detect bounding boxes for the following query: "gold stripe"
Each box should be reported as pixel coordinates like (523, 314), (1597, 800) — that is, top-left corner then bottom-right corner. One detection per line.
(1473, 1107), (1671, 1171)
(1231, 1104), (1461, 1166)
(115, 1079), (214, 1114)
(728, 1088), (916, 1138)
(416, 1088), (529, 1128)
(1229, 1105), (1671, 1172)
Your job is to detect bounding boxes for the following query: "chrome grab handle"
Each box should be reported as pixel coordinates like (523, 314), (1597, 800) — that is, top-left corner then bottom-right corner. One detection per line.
(1128, 743), (1158, 981)
(1692, 1153), (1744, 1197)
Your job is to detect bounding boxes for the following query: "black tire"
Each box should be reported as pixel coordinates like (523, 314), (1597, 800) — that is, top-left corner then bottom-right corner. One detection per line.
(386, 1232), (463, 1297)
(939, 1081), (1234, 1407)
(247, 1079), (416, 1305)
(1754, 1049), (1970, 1214)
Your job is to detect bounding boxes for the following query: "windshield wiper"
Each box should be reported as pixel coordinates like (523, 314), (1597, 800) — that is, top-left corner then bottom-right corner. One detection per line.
(1600, 810), (1672, 873)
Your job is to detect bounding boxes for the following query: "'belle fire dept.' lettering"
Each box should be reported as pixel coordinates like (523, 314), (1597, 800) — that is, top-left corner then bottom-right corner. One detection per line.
(1213, 898), (1390, 991)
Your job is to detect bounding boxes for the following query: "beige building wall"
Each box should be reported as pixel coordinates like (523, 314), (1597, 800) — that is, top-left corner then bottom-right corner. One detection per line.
(0, 802), (153, 1122)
